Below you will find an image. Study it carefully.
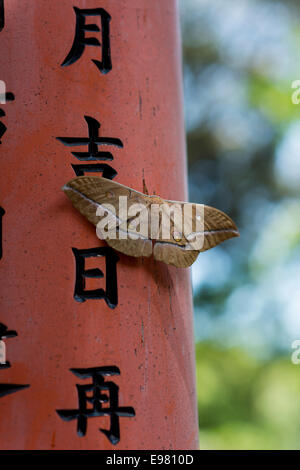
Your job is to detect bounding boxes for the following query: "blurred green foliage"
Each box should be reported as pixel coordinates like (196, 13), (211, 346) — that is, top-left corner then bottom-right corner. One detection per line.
(180, 0), (300, 449)
(196, 343), (300, 449)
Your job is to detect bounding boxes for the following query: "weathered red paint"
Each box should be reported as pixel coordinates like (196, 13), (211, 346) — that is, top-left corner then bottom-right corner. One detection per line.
(0, 0), (199, 449)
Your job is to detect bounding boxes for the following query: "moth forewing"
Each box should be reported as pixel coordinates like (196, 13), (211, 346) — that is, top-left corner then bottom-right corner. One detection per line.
(150, 204), (160, 240)
(149, 203), (161, 240)
(127, 202), (149, 240)
(183, 203), (205, 251)
(160, 202), (183, 242)
(153, 242), (199, 268)
(117, 195), (128, 239)
(95, 203), (118, 240)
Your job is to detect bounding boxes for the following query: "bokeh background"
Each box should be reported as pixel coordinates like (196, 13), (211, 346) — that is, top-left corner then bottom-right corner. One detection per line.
(179, 0), (300, 449)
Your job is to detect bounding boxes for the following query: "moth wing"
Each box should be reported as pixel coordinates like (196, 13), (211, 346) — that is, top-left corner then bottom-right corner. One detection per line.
(153, 200), (239, 267)
(161, 199), (239, 252)
(63, 176), (124, 226)
(108, 201), (152, 258)
(153, 200), (199, 268)
(156, 201), (183, 243)
(63, 175), (147, 227)
(63, 176), (153, 258)
(201, 204), (239, 251)
(105, 234), (152, 259)
(153, 243), (199, 268)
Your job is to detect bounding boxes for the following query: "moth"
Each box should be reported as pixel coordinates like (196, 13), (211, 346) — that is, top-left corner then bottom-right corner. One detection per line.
(62, 176), (239, 268)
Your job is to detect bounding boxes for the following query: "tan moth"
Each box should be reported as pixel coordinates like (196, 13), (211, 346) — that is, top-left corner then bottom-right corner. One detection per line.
(63, 176), (239, 268)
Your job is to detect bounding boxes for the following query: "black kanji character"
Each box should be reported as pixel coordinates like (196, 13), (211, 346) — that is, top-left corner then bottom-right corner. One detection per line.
(61, 7), (112, 74)
(57, 115), (123, 161)
(0, 92), (15, 144)
(56, 366), (135, 445)
(71, 163), (117, 179)
(0, 0), (4, 32)
(72, 247), (119, 308)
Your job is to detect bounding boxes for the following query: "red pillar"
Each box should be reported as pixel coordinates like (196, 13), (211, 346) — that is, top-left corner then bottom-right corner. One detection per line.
(0, 0), (199, 449)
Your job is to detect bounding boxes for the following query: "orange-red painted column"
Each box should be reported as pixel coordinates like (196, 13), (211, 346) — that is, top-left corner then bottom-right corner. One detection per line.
(0, 0), (199, 450)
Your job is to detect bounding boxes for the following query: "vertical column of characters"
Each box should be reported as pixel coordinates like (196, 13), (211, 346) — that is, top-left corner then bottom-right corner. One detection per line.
(55, 6), (134, 445)
(0, 1), (30, 400)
